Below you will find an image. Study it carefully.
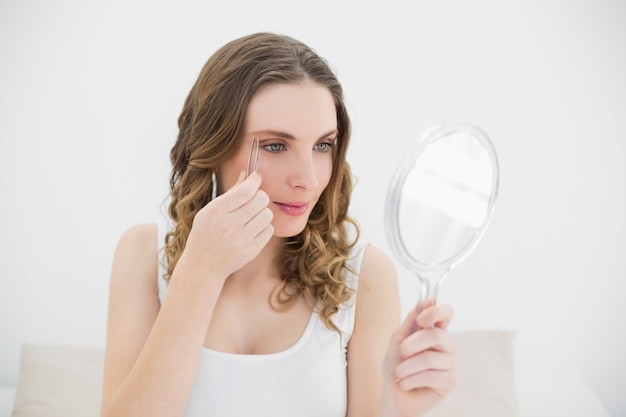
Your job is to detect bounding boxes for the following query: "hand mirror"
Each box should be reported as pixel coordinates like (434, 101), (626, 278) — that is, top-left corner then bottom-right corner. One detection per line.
(385, 122), (499, 318)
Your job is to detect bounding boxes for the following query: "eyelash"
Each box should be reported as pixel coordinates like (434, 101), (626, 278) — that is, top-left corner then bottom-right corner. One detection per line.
(263, 143), (285, 153)
(315, 142), (335, 152)
(261, 141), (335, 153)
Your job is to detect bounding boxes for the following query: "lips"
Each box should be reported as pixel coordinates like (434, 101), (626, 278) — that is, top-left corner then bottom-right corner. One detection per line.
(274, 201), (310, 216)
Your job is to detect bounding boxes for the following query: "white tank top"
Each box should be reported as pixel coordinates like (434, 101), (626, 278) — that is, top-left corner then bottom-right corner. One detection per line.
(157, 222), (367, 417)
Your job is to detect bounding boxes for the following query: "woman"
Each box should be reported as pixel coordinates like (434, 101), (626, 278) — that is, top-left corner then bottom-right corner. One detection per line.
(101, 32), (457, 417)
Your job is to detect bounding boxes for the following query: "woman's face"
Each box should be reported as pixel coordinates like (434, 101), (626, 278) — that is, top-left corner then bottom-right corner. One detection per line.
(219, 80), (337, 238)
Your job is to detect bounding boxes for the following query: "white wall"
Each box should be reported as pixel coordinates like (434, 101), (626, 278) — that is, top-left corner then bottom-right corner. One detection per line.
(1, 0), (625, 415)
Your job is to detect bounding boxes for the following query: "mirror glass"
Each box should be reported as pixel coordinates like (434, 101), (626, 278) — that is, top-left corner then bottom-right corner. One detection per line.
(385, 123), (499, 308)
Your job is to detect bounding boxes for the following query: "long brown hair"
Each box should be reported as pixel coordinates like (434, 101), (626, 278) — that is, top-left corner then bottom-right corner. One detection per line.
(165, 32), (359, 331)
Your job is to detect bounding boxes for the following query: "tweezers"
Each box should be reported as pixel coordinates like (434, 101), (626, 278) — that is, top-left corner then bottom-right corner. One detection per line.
(246, 137), (260, 178)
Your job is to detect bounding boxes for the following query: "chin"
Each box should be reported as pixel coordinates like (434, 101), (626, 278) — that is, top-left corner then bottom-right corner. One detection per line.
(271, 219), (309, 239)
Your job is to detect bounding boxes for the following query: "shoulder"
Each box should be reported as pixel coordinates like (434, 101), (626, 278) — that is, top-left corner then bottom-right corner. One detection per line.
(351, 243), (401, 331)
(358, 244), (398, 294)
(114, 223), (159, 263)
(110, 223), (159, 288)
(117, 223), (158, 250)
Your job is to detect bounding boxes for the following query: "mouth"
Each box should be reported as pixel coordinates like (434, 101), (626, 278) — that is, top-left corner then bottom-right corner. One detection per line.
(273, 201), (310, 216)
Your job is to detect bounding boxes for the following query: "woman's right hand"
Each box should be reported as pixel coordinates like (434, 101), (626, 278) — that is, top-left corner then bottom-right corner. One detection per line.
(179, 171), (274, 280)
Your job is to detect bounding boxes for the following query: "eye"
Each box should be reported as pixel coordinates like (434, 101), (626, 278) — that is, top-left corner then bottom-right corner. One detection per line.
(263, 143), (285, 153)
(314, 142), (334, 153)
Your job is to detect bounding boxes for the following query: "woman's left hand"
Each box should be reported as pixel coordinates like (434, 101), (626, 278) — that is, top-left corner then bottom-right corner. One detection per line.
(380, 302), (458, 417)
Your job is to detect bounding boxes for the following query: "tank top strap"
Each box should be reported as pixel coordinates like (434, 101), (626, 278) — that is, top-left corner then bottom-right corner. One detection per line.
(332, 240), (369, 341)
(156, 220), (171, 305)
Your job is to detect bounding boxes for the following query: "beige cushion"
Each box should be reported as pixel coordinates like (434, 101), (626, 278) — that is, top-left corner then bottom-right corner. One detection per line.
(12, 345), (103, 417)
(12, 331), (517, 416)
(429, 330), (519, 417)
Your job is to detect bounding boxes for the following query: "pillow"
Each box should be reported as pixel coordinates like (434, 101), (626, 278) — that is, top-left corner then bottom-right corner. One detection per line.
(11, 332), (517, 417)
(12, 344), (103, 417)
(429, 330), (519, 417)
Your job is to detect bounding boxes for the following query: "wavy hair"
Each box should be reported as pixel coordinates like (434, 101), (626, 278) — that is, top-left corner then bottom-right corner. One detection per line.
(165, 32), (359, 332)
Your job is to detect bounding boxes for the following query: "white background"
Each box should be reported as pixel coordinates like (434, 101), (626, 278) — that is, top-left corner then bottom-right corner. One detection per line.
(1, 0), (625, 415)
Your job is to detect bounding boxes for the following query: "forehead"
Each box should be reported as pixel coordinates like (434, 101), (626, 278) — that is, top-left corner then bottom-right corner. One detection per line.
(245, 81), (337, 137)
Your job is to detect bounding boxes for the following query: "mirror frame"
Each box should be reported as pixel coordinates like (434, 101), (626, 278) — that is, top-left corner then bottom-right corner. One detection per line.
(385, 122), (500, 275)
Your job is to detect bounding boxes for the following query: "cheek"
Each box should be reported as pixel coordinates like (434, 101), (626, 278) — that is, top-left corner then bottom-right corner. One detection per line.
(318, 158), (333, 190)
(219, 150), (250, 191)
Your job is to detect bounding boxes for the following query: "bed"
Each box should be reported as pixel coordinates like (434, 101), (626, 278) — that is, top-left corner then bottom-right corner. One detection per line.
(0, 330), (612, 417)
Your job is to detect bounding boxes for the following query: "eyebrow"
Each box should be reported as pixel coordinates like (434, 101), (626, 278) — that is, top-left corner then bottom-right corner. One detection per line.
(249, 129), (338, 141)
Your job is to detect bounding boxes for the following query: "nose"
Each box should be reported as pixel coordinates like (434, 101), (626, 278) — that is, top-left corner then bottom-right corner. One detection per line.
(288, 153), (319, 190)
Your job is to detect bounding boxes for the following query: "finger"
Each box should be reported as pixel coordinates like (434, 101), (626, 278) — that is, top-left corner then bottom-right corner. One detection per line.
(238, 222), (274, 263)
(395, 350), (456, 381)
(254, 223), (274, 249)
(417, 303), (454, 330)
(219, 172), (263, 212)
(396, 369), (458, 394)
(393, 299), (440, 343)
(235, 190), (270, 224)
(244, 206), (273, 236)
(392, 304), (420, 344)
(232, 170), (246, 188)
(400, 327), (457, 359)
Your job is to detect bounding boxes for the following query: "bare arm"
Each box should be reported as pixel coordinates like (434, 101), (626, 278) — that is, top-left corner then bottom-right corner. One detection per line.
(101, 223), (224, 417)
(345, 246), (458, 417)
(101, 172), (274, 417)
(346, 245), (402, 417)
